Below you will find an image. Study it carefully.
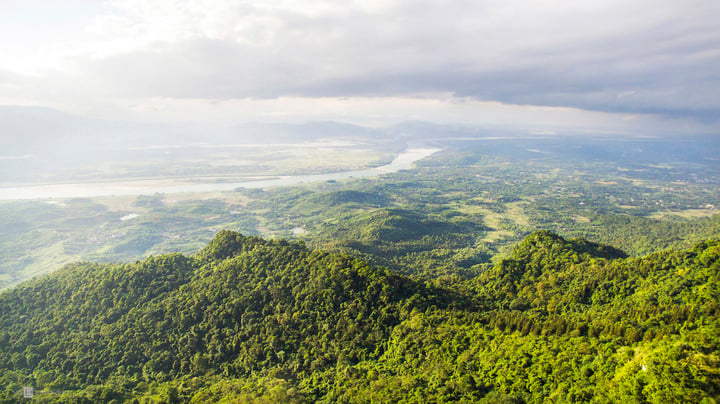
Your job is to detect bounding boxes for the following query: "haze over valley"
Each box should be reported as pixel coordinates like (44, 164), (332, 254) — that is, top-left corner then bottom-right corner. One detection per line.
(1, 1), (719, 402)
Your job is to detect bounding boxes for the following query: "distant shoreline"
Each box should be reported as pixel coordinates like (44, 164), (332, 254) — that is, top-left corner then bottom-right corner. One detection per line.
(0, 147), (441, 201)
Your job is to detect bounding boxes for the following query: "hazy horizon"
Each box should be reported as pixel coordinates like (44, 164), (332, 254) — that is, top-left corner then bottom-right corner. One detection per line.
(1, 0), (719, 138)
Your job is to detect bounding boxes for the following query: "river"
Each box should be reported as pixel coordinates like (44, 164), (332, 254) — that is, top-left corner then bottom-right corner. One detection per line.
(0, 147), (441, 200)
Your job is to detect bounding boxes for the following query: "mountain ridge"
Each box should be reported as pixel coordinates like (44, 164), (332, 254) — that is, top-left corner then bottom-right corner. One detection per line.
(0, 230), (718, 402)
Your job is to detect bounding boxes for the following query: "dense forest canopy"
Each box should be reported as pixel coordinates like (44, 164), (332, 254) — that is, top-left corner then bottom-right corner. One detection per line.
(1, 134), (719, 402)
(1, 230), (718, 402)
(2, 0), (719, 400)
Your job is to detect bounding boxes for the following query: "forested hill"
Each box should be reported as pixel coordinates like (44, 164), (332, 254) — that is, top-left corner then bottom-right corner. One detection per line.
(0, 230), (719, 402)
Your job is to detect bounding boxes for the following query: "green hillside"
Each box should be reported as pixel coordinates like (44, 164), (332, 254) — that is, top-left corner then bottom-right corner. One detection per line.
(0, 230), (718, 402)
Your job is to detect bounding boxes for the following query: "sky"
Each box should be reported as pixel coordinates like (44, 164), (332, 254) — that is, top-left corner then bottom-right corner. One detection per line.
(0, 0), (719, 135)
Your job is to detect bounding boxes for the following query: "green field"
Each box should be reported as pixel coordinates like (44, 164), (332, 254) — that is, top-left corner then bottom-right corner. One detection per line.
(2, 136), (719, 289)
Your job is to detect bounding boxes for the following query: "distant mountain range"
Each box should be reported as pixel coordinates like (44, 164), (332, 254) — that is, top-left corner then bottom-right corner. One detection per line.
(0, 106), (390, 154)
(0, 106), (525, 156)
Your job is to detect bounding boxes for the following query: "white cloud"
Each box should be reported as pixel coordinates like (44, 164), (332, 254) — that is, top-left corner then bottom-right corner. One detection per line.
(0, 0), (718, 133)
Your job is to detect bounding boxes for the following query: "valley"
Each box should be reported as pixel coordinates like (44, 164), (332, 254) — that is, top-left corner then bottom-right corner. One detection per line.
(2, 1), (719, 401)
(0, 133), (719, 402)
(1, 134), (719, 289)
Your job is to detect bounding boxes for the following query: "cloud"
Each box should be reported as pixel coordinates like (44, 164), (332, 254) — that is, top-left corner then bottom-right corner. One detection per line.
(1, 0), (719, 132)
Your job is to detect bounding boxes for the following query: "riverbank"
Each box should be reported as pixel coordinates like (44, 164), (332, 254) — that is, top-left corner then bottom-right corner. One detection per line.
(0, 148), (441, 200)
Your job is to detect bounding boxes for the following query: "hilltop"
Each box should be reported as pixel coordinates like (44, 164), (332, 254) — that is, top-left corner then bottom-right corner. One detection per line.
(0, 230), (718, 402)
